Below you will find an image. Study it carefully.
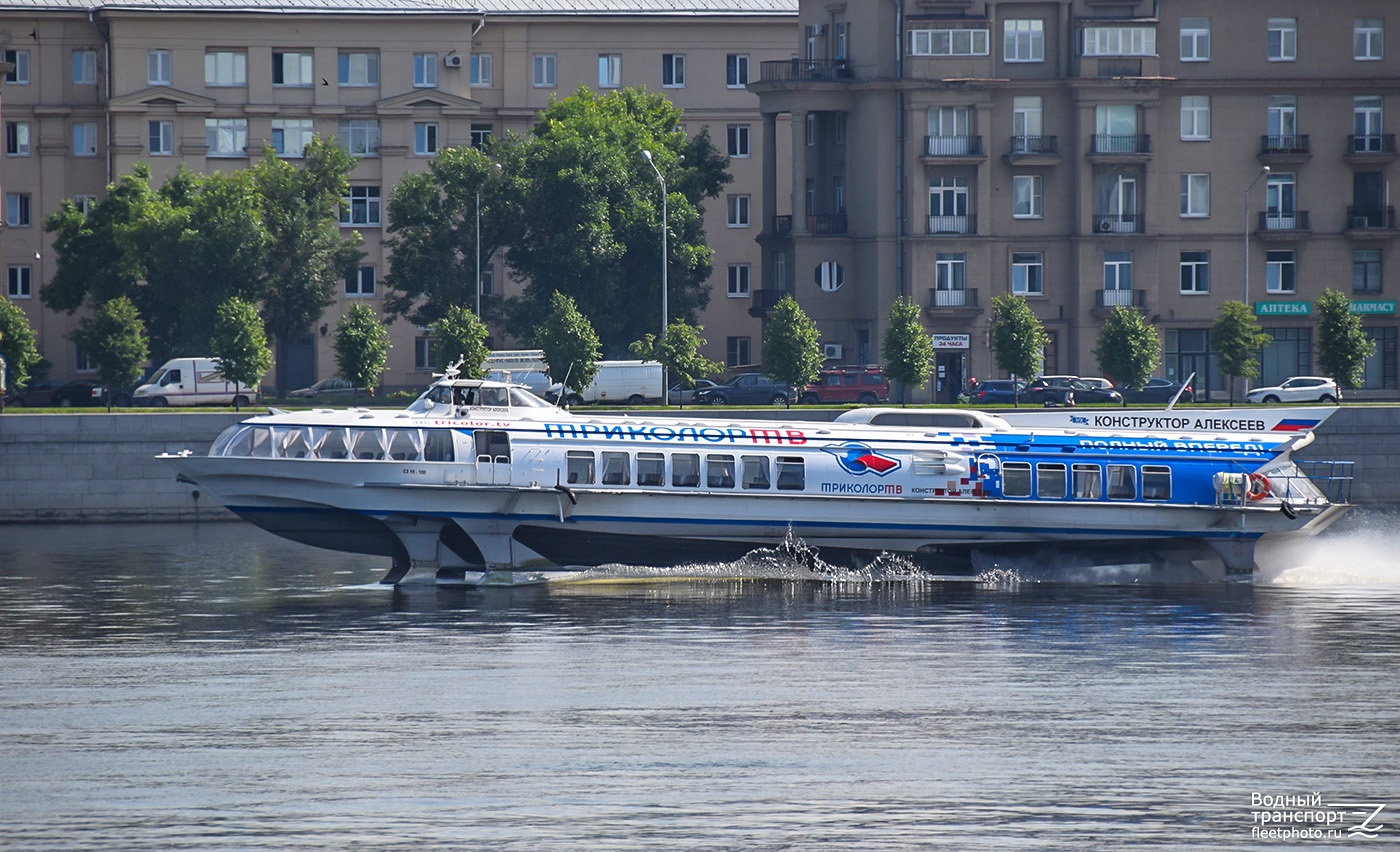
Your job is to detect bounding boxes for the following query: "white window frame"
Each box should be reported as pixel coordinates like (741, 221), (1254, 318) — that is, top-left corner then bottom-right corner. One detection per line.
(662, 54), (686, 88)
(1265, 250), (1295, 294)
(1180, 173), (1210, 218)
(338, 119), (380, 157)
(1268, 18), (1297, 62)
(727, 194), (750, 228)
(7, 265), (33, 299)
(6, 192), (31, 227)
(338, 51), (380, 86)
(205, 118), (247, 157)
(5, 121), (31, 156)
(935, 253), (966, 292)
(727, 124), (750, 158)
(598, 54), (621, 89)
(1003, 20), (1044, 63)
(1179, 18), (1210, 62)
(1081, 26), (1156, 57)
(1355, 18), (1383, 61)
(533, 53), (556, 88)
(727, 263), (751, 298)
(149, 119), (174, 155)
(805, 112), (815, 147)
(72, 49), (97, 85)
(471, 124), (492, 148)
(273, 51), (314, 87)
(1180, 95), (1210, 140)
(1012, 175), (1042, 219)
(1180, 251), (1210, 294)
(73, 122), (98, 157)
(909, 28), (990, 57)
(148, 49), (172, 85)
(1103, 252), (1134, 291)
(342, 186), (381, 227)
(1011, 251), (1043, 296)
(414, 122), (439, 156)
(470, 54), (492, 87)
(271, 119), (315, 158)
(3, 49), (29, 85)
(205, 51), (247, 86)
(727, 54), (749, 88)
(346, 265), (376, 297)
(414, 53), (438, 88)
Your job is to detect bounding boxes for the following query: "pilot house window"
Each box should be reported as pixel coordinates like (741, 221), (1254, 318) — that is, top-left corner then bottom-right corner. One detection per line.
(567, 450), (595, 484)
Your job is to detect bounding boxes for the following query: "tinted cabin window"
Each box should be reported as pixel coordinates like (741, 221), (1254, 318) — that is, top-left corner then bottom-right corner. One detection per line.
(1073, 464), (1101, 498)
(1142, 465), (1171, 500)
(1107, 464), (1136, 499)
(601, 451), (630, 485)
(475, 430), (510, 462)
(741, 455), (770, 489)
(673, 453), (701, 487)
(707, 454), (736, 488)
(637, 452), (665, 486)
(1037, 463), (1067, 498)
(776, 457), (805, 490)
(1003, 461), (1032, 497)
(567, 450), (595, 484)
(423, 429), (455, 461)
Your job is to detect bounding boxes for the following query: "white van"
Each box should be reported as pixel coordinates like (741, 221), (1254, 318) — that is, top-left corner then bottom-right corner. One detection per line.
(131, 357), (258, 407)
(555, 360), (663, 406)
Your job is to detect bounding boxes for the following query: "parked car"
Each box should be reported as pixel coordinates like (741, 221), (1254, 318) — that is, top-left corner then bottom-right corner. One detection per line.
(695, 374), (796, 406)
(51, 381), (111, 407)
(969, 379), (1026, 404)
(1118, 377), (1195, 404)
(288, 377), (370, 400)
(668, 379), (720, 406)
(1023, 376), (1079, 405)
(1246, 376), (1341, 404)
(1067, 377), (1124, 404)
(799, 367), (890, 405)
(4, 379), (66, 407)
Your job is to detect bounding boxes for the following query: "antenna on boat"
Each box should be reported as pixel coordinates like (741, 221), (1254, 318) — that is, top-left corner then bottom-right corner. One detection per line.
(1165, 372), (1196, 411)
(554, 362), (575, 409)
(434, 356), (466, 382)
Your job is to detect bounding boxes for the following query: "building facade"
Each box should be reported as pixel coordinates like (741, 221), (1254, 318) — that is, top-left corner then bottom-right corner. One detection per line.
(750, 0), (1400, 402)
(0, 0), (796, 392)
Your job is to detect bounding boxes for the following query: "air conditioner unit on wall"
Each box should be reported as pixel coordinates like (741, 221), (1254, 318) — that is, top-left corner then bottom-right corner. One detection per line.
(1097, 218), (1114, 233)
(823, 343), (843, 360)
(444, 54), (463, 68)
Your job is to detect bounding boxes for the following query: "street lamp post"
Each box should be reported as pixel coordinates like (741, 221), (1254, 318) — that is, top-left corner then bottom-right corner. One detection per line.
(475, 162), (503, 319)
(642, 149), (668, 405)
(1243, 165), (1271, 305)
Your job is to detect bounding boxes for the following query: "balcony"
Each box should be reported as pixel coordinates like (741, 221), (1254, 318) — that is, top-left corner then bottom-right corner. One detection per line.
(1346, 134), (1398, 164)
(1344, 206), (1397, 240)
(1256, 210), (1311, 240)
(923, 135), (985, 163)
(1094, 289), (1146, 315)
(757, 58), (854, 84)
(806, 213), (848, 235)
(1004, 135), (1060, 165)
(1088, 134), (1151, 163)
(927, 214), (976, 235)
(926, 287), (982, 315)
(1259, 134), (1312, 164)
(1091, 213), (1143, 235)
(748, 288), (786, 319)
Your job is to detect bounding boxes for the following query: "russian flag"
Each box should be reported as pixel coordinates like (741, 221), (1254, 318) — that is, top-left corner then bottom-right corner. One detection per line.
(1272, 419), (1320, 432)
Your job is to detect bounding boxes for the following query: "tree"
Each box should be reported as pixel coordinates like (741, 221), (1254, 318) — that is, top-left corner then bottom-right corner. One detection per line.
(988, 294), (1049, 405)
(0, 302), (43, 412)
(629, 320), (723, 408)
(1092, 306), (1161, 405)
(68, 295), (149, 409)
(1212, 300), (1272, 405)
(429, 304), (491, 378)
(761, 295), (822, 407)
(500, 86), (730, 355)
(1315, 288), (1375, 389)
(332, 303), (390, 405)
(209, 296), (273, 411)
(881, 296), (935, 405)
(534, 291), (601, 402)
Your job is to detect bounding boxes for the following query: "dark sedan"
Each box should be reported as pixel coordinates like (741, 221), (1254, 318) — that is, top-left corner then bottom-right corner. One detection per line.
(4, 379), (65, 407)
(6, 380), (110, 407)
(695, 374), (796, 406)
(969, 379), (1026, 404)
(1118, 377), (1195, 404)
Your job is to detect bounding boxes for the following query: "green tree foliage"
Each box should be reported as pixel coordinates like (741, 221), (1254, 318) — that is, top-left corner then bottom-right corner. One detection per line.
(429, 304), (491, 378)
(629, 320), (723, 408)
(1212, 300), (1272, 405)
(881, 296), (935, 405)
(1315, 288), (1375, 389)
(332, 303), (390, 405)
(534, 291), (601, 400)
(500, 86), (729, 355)
(0, 301), (43, 407)
(761, 295), (823, 407)
(209, 296), (273, 411)
(1092, 306), (1161, 402)
(68, 295), (149, 408)
(988, 294), (1049, 388)
(383, 147), (504, 328)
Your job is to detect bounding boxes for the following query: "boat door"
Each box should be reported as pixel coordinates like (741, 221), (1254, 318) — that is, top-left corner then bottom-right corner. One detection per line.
(474, 430), (512, 485)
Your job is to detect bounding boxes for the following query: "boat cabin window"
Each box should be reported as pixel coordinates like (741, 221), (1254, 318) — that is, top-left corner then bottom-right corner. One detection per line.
(226, 426), (273, 457)
(741, 455), (771, 490)
(707, 454), (736, 489)
(423, 429), (455, 462)
(672, 453), (701, 487)
(509, 387), (553, 408)
(278, 427), (311, 458)
(422, 386), (453, 406)
(1142, 465), (1171, 501)
(1073, 464), (1101, 499)
(475, 430), (510, 463)
(1107, 464), (1137, 500)
(452, 387), (476, 406)
(601, 451), (630, 485)
(352, 428), (385, 460)
(316, 429), (350, 459)
(1002, 461), (1032, 497)
(567, 450), (595, 484)
(387, 430), (422, 460)
(637, 452), (665, 486)
(1037, 463), (1067, 498)
(479, 387), (508, 407)
(776, 457), (805, 490)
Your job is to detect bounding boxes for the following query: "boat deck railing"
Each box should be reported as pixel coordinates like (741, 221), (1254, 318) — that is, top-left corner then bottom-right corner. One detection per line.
(1294, 460), (1355, 504)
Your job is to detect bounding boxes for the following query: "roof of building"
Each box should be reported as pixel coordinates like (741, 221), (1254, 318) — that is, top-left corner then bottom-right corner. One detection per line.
(0, 0), (796, 14)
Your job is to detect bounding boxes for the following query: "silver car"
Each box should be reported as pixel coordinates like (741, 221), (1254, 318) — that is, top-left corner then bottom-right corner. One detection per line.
(1245, 376), (1341, 404)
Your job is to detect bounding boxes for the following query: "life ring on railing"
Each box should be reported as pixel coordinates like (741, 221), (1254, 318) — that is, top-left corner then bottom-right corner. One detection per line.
(1246, 473), (1271, 501)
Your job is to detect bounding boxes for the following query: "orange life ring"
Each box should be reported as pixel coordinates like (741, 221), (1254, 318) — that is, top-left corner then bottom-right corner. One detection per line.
(1246, 473), (1271, 501)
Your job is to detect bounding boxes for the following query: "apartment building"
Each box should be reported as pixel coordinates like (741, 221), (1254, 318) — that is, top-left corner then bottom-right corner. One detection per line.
(0, 0), (796, 392)
(750, 0), (1400, 402)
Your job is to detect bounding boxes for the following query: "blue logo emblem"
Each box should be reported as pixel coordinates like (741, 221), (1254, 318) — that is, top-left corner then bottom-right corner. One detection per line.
(822, 442), (902, 476)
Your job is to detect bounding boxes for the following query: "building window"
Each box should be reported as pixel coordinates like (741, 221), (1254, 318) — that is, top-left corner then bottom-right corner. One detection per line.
(338, 52), (379, 86)
(1268, 18), (1297, 61)
(727, 337), (751, 368)
(75, 195), (98, 214)
(72, 49), (97, 84)
(726, 54), (749, 87)
(1265, 172), (1297, 227)
(3, 49), (29, 84)
(415, 336), (432, 371)
(271, 119), (315, 157)
(338, 119), (380, 156)
(414, 53), (438, 87)
(835, 22), (849, 60)
(149, 120), (174, 155)
(727, 263), (750, 298)
(909, 27), (990, 57)
(346, 265), (375, 297)
(1004, 19), (1044, 63)
(1104, 251), (1133, 292)
(471, 124), (492, 148)
(7, 265), (32, 299)
(1081, 26), (1156, 56)
(1180, 251), (1210, 294)
(935, 253), (966, 293)
(1267, 95), (1298, 149)
(5, 121), (31, 156)
(1180, 18), (1210, 61)
(727, 124), (750, 158)
(148, 49), (172, 85)
(471, 54), (492, 86)
(480, 266), (494, 296)
(414, 122), (439, 156)
(1180, 173), (1210, 217)
(341, 186), (381, 226)
(598, 54), (621, 89)
(273, 52), (313, 87)
(1265, 250), (1296, 294)
(805, 112), (816, 147)
(1179, 95), (1211, 140)
(1353, 249), (1381, 292)
(1011, 251), (1043, 296)
(662, 54), (685, 87)
(815, 261), (844, 292)
(1355, 18), (1383, 60)
(928, 176), (969, 232)
(6, 192), (31, 227)
(205, 118), (247, 156)
(1012, 175), (1042, 219)
(73, 122), (98, 157)
(532, 53), (556, 88)
(205, 51), (247, 86)
(833, 113), (846, 145)
(727, 194), (750, 228)
(1355, 96), (1384, 151)
(773, 252), (786, 291)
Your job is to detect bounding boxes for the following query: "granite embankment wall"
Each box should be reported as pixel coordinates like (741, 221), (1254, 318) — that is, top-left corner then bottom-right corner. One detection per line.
(0, 406), (1396, 524)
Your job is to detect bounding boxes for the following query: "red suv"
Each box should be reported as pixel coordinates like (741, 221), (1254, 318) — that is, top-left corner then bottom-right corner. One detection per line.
(799, 367), (890, 405)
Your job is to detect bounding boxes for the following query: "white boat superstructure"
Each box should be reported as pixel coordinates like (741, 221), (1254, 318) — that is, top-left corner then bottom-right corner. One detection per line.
(160, 371), (1355, 585)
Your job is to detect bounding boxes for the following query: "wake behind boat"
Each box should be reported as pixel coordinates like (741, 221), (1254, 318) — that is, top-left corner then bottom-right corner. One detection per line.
(159, 367), (1355, 585)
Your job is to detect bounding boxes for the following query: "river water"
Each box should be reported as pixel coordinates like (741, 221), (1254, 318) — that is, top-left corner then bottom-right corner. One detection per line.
(2, 514), (1399, 850)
